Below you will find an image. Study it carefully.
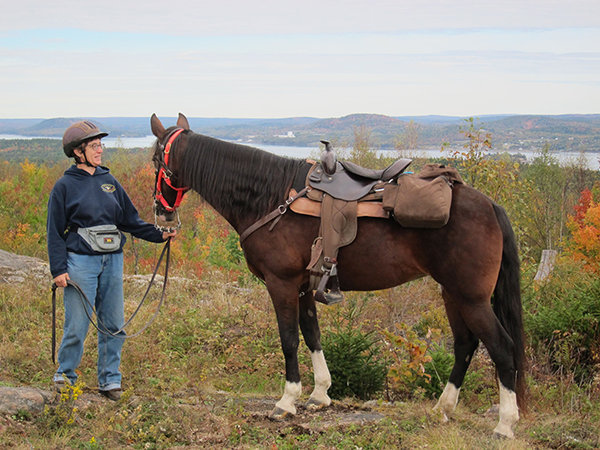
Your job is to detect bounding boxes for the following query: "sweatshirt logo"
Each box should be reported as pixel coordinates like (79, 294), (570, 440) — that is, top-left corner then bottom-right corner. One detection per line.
(101, 184), (116, 193)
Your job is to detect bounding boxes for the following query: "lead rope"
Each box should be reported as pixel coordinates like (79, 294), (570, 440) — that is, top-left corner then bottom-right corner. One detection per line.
(51, 238), (171, 364)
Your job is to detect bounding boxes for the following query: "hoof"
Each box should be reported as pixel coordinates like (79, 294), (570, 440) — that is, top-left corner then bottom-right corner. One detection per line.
(493, 427), (514, 440)
(305, 397), (330, 411)
(268, 407), (294, 421)
(432, 408), (449, 423)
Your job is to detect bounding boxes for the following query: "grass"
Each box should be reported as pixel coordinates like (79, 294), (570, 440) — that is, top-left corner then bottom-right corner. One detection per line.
(1, 269), (600, 449)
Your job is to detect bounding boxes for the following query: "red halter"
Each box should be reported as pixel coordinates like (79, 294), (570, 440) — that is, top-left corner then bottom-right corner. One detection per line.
(154, 128), (189, 212)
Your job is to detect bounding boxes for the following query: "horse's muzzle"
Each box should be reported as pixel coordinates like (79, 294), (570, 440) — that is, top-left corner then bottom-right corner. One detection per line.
(158, 211), (177, 222)
(153, 200), (179, 226)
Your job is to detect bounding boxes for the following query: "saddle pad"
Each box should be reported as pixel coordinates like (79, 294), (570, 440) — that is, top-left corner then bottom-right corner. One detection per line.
(288, 189), (389, 219)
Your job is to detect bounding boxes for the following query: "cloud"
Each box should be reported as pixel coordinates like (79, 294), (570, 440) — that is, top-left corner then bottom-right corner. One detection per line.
(2, 40), (598, 118)
(1, 0), (599, 118)
(3, 0), (600, 36)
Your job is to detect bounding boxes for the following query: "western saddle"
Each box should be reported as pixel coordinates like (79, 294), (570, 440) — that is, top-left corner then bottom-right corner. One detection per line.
(296, 141), (412, 305)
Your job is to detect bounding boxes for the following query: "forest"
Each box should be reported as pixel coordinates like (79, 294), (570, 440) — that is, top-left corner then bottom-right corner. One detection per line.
(1, 119), (600, 449)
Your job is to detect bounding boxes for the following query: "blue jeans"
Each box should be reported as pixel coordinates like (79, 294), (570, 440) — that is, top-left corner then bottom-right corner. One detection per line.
(54, 252), (125, 391)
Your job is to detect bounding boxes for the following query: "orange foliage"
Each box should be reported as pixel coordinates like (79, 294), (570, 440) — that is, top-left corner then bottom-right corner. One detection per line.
(566, 188), (600, 273)
(572, 188), (593, 227)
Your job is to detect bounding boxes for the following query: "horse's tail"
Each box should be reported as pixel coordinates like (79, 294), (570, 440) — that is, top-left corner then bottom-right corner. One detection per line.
(492, 202), (527, 411)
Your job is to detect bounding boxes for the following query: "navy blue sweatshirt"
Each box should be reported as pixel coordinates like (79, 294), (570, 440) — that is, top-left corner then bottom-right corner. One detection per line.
(47, 165), (165, 278)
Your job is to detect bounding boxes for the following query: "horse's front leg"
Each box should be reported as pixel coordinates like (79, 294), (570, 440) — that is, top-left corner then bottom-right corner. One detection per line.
(299, 291), (331, 410)
(266, 279), (303, 420)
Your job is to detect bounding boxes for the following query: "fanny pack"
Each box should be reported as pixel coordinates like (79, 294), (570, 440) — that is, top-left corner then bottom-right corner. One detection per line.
(76, 225), (122, 253)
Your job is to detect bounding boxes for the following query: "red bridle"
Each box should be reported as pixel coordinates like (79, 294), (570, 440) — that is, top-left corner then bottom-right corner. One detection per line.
(154, 128), (189, 212)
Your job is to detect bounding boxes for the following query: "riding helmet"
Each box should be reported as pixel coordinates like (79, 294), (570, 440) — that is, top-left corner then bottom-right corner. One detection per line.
(62, 121), (108, 157)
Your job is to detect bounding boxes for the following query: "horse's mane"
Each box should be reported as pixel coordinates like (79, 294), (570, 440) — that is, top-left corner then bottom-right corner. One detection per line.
(178, 132), (306, 223)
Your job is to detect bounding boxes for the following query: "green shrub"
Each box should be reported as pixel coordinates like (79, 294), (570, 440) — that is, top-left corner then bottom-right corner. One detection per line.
(523, 259), (600, 381)
(416, 343), (454, 399)
(322, 327), (387, 400)
(383, 323), (455, 401)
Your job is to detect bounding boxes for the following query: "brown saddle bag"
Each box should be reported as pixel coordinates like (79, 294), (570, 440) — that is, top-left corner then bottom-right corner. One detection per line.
(382, 164), (463, 229)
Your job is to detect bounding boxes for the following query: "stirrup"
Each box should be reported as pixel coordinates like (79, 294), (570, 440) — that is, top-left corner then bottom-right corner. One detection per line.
(314, 263), (344, 305)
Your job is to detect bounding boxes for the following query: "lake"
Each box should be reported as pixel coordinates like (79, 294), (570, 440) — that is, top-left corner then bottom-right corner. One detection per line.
(1, 134), (598, 169)
(0, 134), (322, 159)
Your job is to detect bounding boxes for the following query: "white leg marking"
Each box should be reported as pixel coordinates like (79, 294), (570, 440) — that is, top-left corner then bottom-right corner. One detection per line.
(307, 350), (331, 409)
(275, 381), (302, 416)
(493, 382), (519, 439)
(433, 382), (461, 422)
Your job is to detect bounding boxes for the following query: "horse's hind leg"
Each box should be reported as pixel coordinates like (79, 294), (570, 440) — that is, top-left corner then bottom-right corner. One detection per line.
(479, 321), (520, 438)
(299, 291), (331, 410)
(445, 290), (520, 438)
(433, 289), (479, 421)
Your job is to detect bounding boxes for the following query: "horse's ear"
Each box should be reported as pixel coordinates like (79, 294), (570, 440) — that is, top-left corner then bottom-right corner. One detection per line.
(177, 113), (190, 130)
(150, 113), (166, 139)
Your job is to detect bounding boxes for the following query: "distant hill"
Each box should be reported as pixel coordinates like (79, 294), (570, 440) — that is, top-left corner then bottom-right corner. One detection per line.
(483, 115), (600, 152)
(393, 114), (513, 125)
(25, 118), (88, 137)
(1, 113), (599, 152)
(0, 119), (45, 134)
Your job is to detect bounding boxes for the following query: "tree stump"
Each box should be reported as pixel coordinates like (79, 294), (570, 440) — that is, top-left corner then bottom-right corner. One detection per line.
(534, 249), (557, 282)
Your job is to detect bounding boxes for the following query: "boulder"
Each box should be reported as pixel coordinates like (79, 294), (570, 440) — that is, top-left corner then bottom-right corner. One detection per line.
(0, 387), (52, 415)
(0, 249), (50, 283)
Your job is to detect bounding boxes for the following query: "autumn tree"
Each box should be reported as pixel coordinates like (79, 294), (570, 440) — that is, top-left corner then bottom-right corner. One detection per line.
(518, 145), (573, 255)
(394, 119), (420, 157)
(446, 117), (493, 188)
(349, 124), (379, 168)
(445, 118), (524, 205)
(565, 184), (600, 272)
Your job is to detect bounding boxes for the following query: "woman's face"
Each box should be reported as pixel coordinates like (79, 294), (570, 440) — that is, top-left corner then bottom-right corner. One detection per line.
(79, 138), (104, 166)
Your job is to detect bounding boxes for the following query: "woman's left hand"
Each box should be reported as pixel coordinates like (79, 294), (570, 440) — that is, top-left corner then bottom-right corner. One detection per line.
(162, 230), (177, 240)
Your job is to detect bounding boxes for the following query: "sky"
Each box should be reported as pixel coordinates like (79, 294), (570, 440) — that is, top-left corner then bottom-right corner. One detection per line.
(1, 0), (600, 120)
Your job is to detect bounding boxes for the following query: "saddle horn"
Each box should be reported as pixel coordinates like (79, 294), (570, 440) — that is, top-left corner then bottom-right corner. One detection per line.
(320, 140), (337, 176)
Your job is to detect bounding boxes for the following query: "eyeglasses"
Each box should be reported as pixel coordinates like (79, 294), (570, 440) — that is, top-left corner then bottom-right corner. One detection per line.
(87, 143), (105, 151)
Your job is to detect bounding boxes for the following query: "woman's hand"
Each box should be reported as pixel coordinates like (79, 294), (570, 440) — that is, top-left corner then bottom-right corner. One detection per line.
(162, 230), (177, 240)
(53, 273), (70, 288)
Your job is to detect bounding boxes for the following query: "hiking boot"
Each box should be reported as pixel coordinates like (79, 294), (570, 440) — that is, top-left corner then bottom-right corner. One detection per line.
(99, 388), (123, 401)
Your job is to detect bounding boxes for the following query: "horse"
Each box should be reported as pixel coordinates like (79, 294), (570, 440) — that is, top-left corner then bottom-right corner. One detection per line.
(149, 113), (526, 438)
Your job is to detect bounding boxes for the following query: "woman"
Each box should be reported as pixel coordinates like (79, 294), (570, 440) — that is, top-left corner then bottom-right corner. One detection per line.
(47, 120), (175, 400)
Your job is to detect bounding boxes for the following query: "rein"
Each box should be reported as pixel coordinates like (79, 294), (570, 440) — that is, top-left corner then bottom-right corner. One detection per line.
(51, 238), (171, 364)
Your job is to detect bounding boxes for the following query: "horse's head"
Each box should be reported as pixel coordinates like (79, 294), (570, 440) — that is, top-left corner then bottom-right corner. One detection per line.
(150, 113), (191, 228)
